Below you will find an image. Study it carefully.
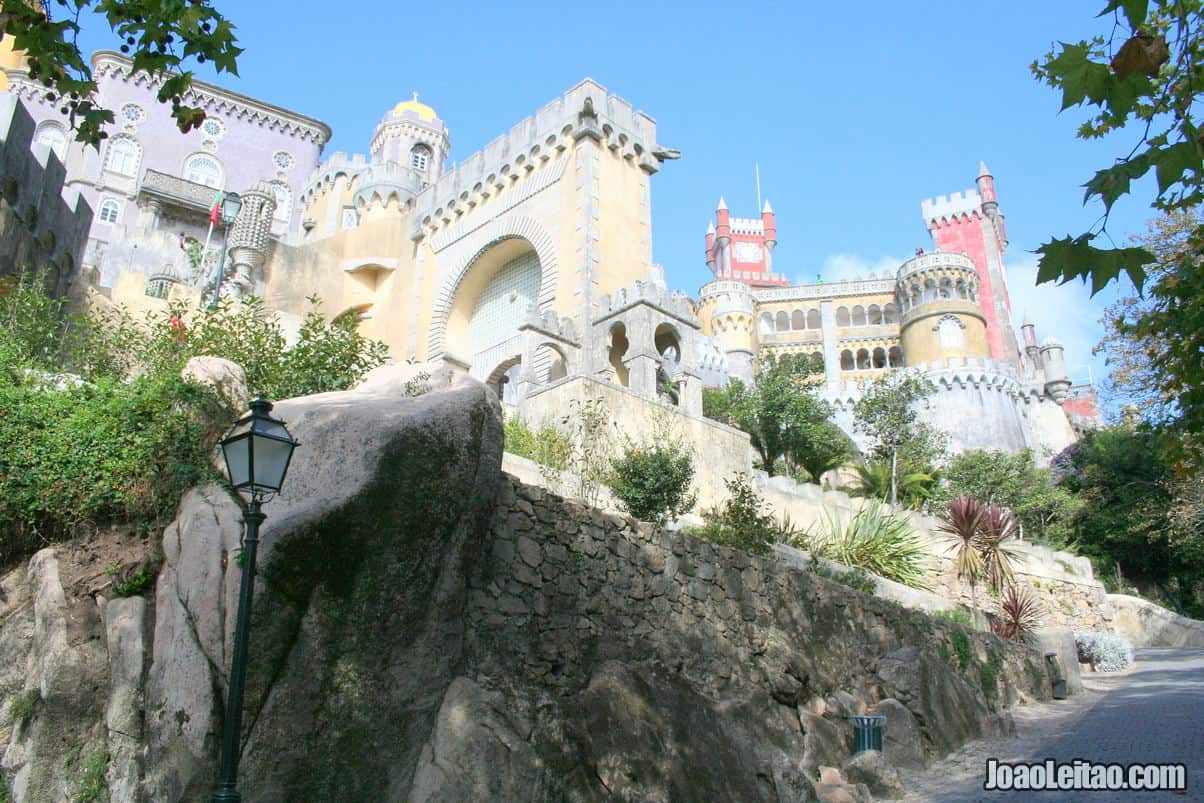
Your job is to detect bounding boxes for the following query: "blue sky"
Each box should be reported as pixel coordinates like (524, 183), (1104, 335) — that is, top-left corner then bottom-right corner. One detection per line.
(85, 1), (1156, 392)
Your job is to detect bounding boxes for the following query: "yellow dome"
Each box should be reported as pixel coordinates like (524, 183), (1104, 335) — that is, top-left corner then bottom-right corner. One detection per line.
(392, 92), (437, 121)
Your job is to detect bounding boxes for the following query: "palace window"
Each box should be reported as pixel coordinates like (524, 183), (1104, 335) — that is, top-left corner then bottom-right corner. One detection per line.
(341, 207), (359, 229)
(34, 121), (68, 159)
(106, 137), (141, 177)
(184, 154), (223, 188)
(410, 144), (432, 172)
(97, 199), (121, 225)
(270, 182), (292, 223)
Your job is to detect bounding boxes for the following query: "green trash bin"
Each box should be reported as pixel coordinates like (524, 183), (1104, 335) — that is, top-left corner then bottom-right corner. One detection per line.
(849, 715), (886, 753)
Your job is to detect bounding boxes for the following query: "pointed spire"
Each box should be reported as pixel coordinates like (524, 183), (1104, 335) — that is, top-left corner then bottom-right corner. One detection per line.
(717, 196), (727, 211)
(1022, 310), (1033, 327)
(762, 199), (773, 214)
(977, 160), (992, 178)
(707, 221), (716, 234)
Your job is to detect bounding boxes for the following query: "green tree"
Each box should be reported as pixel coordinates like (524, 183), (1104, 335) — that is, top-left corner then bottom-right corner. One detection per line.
(1053, 427), (1204, 615)
(847, 461), (936, 510)
(1033, 2), (1204, 453)
(1, 0), (242, 146)
(852, 372), (947, 506)
(933, 449), (1081, 546)
(703, 356), (845, 478)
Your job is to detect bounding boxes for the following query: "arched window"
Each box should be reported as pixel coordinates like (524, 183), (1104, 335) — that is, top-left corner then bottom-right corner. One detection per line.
(836, 306), (851, 327)
(955, 280), (969, 299)
(759, 312), (774, 335)
(410, 144), (432, 172)
(106, 137), (140, 177)
(867, 304), (883, 325)
(809, 351), (824, 373)
(938, 278), (953, 299)
(840, 350), (854, 371)
(97, 199), (121, 225)
(806, 309), (821, 329)
(872, 347), (887, 369)
(791, 309), (805, 330)
(852, 305), (867, 326)
(184, 154), (223, 188)
(924, 279), (938, 302)
(937, 315), (966, 350)
(270, 182), (292, 223)
(856, 348), (871, 370)
(34, 121), (68, 159)
(775, 311), (789, 332)
(888, 345), (904, 367)
(883, 303), (899, 324)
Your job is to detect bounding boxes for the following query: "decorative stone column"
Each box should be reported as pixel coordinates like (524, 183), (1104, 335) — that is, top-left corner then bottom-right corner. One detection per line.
(226, 182), (276, 297)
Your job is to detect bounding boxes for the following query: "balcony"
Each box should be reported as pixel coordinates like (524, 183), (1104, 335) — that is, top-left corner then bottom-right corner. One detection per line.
(139, 170), (219, 214)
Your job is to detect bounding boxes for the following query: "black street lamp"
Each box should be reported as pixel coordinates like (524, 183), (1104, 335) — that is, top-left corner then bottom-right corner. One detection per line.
(210, 191), (242, 306)
(212, 398), (298, 803)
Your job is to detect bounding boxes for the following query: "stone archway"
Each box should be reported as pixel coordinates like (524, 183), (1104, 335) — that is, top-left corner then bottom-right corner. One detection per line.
(427, 215), (559, 360)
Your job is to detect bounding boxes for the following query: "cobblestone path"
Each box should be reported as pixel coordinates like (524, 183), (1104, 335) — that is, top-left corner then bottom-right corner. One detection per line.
(914, 648), (1204, 802)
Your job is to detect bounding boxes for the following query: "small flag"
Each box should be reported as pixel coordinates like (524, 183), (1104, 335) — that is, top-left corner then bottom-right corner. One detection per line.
(208, 191), (223, 225)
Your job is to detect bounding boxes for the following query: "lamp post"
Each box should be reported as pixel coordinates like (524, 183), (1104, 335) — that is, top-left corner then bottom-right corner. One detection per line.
(212, 398), (298, 803)
(210, 191), (242, 307)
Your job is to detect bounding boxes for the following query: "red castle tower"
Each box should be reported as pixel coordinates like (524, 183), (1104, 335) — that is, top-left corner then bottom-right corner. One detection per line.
(705, 197), (787, 287)
(921, 162), (1020, 365)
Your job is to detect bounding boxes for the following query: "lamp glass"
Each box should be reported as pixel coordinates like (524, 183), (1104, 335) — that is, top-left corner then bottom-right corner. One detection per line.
(222, 433), (251, 488)
(221, 193), (242, 224)
(219, 400), (297, 495)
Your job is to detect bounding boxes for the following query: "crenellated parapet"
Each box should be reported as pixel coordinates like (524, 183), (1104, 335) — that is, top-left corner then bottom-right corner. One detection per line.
(895, 251), (981, 320)
(595, 279), (698, 326)
(753, 276), (895, 302)
(409, 79), (672, 243)
(352, 160), (426, 211)
(301, 151), (370, 205)
(519, 306), (579, 345)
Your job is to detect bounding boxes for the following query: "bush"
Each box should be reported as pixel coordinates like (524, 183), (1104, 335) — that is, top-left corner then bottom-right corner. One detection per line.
(0, 374), (228, 565)
(687, 473), (792, 555)
(609, 443), (697, 526)
(808, 557), (877, 593)
(801, 504), (932, 589)
(6, 689), (39, 726)
(1075, 630), (1135, 672)
(934, 607), (975, 627)
(503, 415), (571, 471)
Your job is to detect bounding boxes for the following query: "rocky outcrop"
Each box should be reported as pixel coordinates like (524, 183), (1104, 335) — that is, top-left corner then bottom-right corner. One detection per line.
(0, 369), (1055, 801)
(1108, 594), (1204, 648)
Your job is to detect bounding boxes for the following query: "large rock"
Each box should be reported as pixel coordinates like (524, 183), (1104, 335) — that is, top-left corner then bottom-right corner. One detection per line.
(873, 697), (926, 769)
(842, 750), (905, 799)
(876, 646), (988, 756)
(1108, 594), (1204, 647)
(102, 596), (148, 803)
(1034, 627), (1083, 696)
(141, 377), (503, 802)
(181, 355), (249, 411)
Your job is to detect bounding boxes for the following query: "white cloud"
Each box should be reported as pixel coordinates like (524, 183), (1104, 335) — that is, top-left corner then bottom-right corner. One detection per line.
(1004, 255), (1108, 385)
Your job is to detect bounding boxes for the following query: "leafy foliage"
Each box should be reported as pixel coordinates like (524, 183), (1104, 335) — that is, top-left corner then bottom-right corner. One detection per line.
(933, 449), (1081, 547)
(852, 371), (946, 505)
(847, 460), (936, 510)
(559, 396), (613, 507)
(105, 563), (156, 597)
(703, 355), (850, 479)
(801, 504), (932, 589)
(1075, 629), (1135, 672)
(1, 0), (243, 146)
(938, 496), (1022, 599)
(688, 473), (793, 555)
(933, 607), (975, 628)
(6, 689), (39, 727)
(806, 557), (877, 593)
(990, 585), (1042, 643)
(1052, 427), (1204, 615)
(503, 415), (571, 471)
(610, 442), (697, 526)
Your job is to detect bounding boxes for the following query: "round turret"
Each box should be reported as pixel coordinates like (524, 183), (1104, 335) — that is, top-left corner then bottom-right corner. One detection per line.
(1039, 337), (1071, 403)
(895, 252), (989, 365)
(698, 280), (757, 383)
(369, 92), (450, 187)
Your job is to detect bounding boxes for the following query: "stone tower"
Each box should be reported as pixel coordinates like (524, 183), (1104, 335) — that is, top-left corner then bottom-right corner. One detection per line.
(696, 280), (758, 383)
(704, 198), (786, 287)
(895, 251), (990, 365)
(368, 92), (450, 191)
(921, 163), (1019, 365)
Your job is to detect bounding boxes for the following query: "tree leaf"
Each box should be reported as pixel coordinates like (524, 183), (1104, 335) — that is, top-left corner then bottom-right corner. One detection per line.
(1035, 235), (1154, 293)
(1099, 0), (1150, 31)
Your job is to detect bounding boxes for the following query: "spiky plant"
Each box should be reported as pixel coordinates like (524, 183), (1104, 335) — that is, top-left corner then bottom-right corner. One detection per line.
(990, 585), (1042, 643)
(849, 461), (935, 509)
(978, 505), (1020, 595)
(806, 504), (932, 589)
(938, 495), (987, 604)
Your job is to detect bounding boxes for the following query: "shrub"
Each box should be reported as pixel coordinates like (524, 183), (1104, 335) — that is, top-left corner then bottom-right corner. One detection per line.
(990, 585), (1042, 643)
(105, 563), (157, 597)
(6, 689), (39, 726)
(808, 557), (877, 593)
(934, 607), (975, 627)
(688, 473), (792, 555)
(1075, 630), (1134, 672)
(503, 415), (571, 471)
(0, 374), (228, 565)
(609, 443), (697, 526)
(801, 504), (932, 589)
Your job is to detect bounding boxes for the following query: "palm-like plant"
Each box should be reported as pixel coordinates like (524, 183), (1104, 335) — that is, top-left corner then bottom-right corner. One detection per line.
(938, 495), (987, 604)
(990, 585), (1042, 643)
(850, 461), (934, 509)
(979, 505), (1020, 595)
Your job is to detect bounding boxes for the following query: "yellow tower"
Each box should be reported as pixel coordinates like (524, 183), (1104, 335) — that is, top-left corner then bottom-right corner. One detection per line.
(697, 279), (758, 383)
(895, 252), (989, 366)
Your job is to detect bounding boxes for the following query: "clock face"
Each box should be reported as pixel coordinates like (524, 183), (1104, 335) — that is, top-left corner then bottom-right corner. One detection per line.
(733, 242), (763, 263)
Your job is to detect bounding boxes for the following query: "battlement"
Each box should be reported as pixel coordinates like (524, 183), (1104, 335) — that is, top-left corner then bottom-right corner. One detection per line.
(713, 268), (789, 285)
(699, 280), (755, 301)
(353, 160), (426, 209)
(896, 251), (976, 281)
(596, 278), (697, 324)
(729, 216), (764, 235)
(411, 78), (666, 241)
(753, 277), (896, 302)
(302, 151), (370, 203)
(921, 188), (982, 224)
(520, 306), (579, 344)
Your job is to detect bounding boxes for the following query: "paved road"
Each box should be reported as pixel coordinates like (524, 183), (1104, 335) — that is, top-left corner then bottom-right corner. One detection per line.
(929, 648), (1204, 802)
